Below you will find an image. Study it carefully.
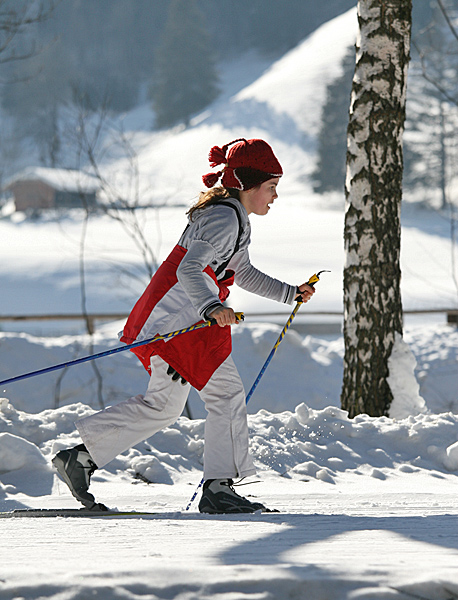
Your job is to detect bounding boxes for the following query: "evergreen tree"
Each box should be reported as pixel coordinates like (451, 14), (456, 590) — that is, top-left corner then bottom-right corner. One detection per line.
(1, 1), (361, 134)
(150, 0), (219, 128)
(312, 46), (355, 193)
(1, 41), (69, 166)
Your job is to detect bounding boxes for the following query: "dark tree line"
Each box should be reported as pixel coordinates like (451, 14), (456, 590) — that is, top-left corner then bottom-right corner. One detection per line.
(0, 0), (355, 145)
(150, 0), (219, 129)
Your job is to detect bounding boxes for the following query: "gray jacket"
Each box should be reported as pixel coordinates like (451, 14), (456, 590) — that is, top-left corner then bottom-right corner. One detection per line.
(177, 197), (296, 318)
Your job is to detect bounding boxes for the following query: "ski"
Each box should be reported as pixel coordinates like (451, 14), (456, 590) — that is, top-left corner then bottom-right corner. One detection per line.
(0, 507), (279, 518)
(0, 508), (161, 518)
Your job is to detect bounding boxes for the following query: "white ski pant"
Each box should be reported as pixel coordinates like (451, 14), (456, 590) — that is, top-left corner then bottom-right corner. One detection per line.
(76, 354), (256, 480)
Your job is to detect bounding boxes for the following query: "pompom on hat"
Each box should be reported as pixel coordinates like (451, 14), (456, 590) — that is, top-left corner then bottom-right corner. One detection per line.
(202, 138), (283, 190)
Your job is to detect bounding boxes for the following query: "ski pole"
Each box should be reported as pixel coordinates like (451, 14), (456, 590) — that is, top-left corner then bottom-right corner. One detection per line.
(0, 312), (245, 387)
(185, 270), (330, 511)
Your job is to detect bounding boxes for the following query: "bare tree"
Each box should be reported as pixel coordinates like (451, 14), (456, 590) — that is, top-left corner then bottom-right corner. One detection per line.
(0, 0), (56, 66)
(54, 98), (164, 410)
(411, 0), (458, 299)
(78, 187), (105, 410)
(68, 96), (160, 283)
(0, 1), (58, 191)
(341, 0), (412, 418)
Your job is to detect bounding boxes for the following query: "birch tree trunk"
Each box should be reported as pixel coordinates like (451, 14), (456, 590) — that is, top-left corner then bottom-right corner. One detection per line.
(341, 0), (412, 418)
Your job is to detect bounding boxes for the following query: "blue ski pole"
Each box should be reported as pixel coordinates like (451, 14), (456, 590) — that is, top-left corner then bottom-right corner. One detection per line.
(185, 270), (329, 511)
(0, 313), (244, 388)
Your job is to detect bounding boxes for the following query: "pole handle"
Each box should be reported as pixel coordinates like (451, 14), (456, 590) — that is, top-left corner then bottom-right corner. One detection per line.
(206, 311), (244, 326)
(295, 270), (330, 302)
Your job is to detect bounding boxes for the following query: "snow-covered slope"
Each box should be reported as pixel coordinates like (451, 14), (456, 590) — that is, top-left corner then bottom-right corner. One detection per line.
(236, 9), (358, 141)
(1, 7), (456, 317)
(102, 9), (358, 204)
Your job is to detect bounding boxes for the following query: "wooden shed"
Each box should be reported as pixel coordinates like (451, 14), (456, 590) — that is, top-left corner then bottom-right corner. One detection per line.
(5, 167), (99, 212)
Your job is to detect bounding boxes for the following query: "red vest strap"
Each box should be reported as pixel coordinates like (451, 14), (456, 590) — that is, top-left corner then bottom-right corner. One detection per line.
(121, 245), (234, 390)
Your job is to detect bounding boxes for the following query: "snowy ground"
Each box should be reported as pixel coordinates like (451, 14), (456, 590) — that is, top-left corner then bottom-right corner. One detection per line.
(2, 480), (458, 600)
(1, 318), (458, 600)
(1, 8), (458, 600)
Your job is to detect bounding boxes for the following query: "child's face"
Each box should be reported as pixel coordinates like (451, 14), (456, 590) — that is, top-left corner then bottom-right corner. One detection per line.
(241, 178), (279, 216)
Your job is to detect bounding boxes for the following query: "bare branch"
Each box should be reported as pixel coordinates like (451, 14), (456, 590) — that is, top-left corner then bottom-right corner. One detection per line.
(436, 0), (458, 44)
(0, 0), (58, 65)
(68, 92), (161, 283)
(412, 38), (458, 106)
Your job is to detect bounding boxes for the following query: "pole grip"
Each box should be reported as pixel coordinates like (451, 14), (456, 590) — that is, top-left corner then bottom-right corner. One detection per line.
(295, 270), (329, 302)
(206, 311), (244, 325)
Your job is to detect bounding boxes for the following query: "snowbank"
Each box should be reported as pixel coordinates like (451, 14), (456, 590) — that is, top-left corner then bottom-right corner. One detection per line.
(388, 332), (427, 419)
(1, 321), (456, 418)
(1, 397), (458, 496)
(0, 320), (457, 498)
(0, 318), (456, 532)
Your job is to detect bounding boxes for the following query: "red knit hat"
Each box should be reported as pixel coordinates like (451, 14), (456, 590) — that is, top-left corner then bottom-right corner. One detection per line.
(202, 138), (283, 190)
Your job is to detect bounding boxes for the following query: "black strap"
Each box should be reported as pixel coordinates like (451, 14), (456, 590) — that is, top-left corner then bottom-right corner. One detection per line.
(181, 200), (244, 279)
(213, 201), (243, 278)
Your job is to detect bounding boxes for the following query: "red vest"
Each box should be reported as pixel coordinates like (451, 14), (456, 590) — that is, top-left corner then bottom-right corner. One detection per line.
(120, 245), (234, 390)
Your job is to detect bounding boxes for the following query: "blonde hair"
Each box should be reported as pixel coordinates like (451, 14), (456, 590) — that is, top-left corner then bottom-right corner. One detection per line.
(187, 186), (241, 221)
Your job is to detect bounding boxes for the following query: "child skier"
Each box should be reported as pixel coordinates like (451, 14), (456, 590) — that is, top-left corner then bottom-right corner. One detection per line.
(53, 138), (315, 513)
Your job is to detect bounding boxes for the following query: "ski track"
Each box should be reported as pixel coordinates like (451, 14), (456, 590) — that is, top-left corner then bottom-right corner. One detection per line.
(1, 478), (458, 600)
(1, 510), (458, 600)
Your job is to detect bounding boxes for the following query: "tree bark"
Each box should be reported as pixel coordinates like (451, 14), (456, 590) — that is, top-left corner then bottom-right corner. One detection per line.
(341, 0), (412, 417)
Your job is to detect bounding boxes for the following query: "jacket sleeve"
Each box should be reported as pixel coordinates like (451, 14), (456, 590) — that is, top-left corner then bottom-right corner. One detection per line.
(228, 248), (297, 305)
(176, 208), (240, 319)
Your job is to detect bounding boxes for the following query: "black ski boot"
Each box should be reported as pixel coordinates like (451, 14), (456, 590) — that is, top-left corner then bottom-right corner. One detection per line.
(199, 479), (273, 514)
(52, 444), (108, 511)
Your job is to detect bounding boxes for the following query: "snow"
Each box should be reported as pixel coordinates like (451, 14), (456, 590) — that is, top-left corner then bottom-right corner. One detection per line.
(236, 8), (358, 140)
(387, 333), (427, 420)
(1, 378), (458, 599)
(1, 7), (458, 600)
(6, 166), (100, 193)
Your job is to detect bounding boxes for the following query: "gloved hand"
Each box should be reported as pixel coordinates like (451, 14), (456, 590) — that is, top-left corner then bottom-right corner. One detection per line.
(167, 365), (187, 385)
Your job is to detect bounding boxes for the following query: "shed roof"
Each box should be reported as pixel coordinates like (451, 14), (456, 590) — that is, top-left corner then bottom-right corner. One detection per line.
(6, 167), (99, 193)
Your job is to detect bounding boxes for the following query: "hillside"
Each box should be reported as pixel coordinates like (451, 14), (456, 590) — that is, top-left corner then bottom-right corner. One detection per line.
(102, 9), (358, 206)
(0, 7), (457, 323)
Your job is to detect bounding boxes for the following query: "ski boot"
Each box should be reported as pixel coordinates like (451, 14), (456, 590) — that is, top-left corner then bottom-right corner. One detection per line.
(52, 444), (108, 511)
(198, 479), (275, 514)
